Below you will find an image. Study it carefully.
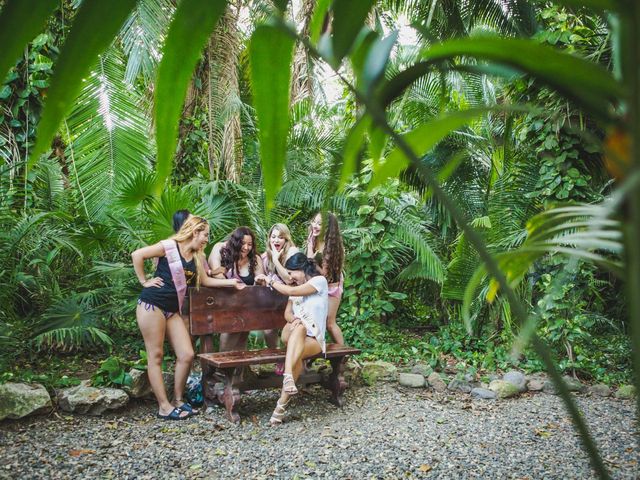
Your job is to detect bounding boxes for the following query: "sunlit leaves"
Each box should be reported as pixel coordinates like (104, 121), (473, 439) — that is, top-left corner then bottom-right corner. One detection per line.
(154, 0), (227, 194)
(29, 0), (137, 168)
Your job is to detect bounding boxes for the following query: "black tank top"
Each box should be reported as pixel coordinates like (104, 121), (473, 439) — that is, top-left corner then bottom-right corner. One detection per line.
(139, 247), (196, 313)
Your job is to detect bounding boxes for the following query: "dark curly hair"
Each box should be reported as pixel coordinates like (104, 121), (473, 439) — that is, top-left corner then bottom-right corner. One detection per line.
(284, 252), (320, 278)
(220, 226), (257, 277)
(322, 213), (344, 284)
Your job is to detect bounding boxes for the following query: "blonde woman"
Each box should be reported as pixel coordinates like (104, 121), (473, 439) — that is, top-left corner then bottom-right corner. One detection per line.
(261, 223), (299, 372)
(132, 216), (245, 420)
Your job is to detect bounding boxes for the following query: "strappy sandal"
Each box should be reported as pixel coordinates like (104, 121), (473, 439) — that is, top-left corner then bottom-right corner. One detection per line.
(269, 398), (289, 426)
(282, 373), (298, 395)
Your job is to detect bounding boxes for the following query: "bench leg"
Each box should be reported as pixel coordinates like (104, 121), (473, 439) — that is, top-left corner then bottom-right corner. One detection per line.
(218, 368), (241, 423)
(327, 356), (348, 407)
(200, 362), (220, 408)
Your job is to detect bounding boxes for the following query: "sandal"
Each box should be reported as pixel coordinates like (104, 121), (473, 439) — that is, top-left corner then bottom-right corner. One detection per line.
(269, 398), (289, 426)
(157, 406), (190, 421)
(282, 373), (298, 395)
(176, 402), (199, 416)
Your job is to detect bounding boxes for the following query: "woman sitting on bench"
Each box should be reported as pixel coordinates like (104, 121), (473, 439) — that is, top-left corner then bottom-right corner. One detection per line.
(132, 216), (245, 420)
(256, 252), (328, 425)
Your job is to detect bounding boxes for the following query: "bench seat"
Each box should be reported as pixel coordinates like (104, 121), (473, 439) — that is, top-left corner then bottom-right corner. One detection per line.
(199, 344), (361, 368)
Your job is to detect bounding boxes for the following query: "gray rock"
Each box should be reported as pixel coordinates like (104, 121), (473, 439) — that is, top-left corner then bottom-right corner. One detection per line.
(471, 387), (497, 400)
(589, 384), (611, 398)
(448, 378), (472, 394)
(0, 383), (52, 420)
(343, 359), (362, 385)
(489, 380), (520, 399)
(527, 379), (545, 392)
(562, 375), (584, 393)
(102, 389), (129, 410)
(427, 372), (447, 393)
(543, 381), (558, 395)
(410, 363), (433, 378)
(615, 385), (636, 400)
(398, 373), (425, 388)
(57, 385), (129, 415)
(124, 369), (152, 398)
(361, 361), (397, 386)
(503, 371), (527, 392)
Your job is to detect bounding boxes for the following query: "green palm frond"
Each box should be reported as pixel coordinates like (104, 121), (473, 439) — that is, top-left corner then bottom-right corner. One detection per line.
(386, 199), (445, 283)
(64, 47), (152, 219)
(119, 0), (175, 84)
(462, 201), (624, 327)
(33, 158), (65, 211)
(115, 168), (157, 209)
(33, 294), (112, 352)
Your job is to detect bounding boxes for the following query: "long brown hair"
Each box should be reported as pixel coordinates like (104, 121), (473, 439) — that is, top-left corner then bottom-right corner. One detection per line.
(171, 215), (209, 288)
(322, 213), (344, 284)
(220, 226), (257, 277)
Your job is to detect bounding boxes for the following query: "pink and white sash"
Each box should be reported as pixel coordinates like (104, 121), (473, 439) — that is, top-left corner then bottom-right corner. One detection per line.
(161, 239), (187, 314)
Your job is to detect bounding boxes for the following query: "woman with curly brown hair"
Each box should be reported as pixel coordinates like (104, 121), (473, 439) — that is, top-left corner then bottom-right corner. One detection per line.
(208, 226), (265, 350)
(305, 212), (345, 344)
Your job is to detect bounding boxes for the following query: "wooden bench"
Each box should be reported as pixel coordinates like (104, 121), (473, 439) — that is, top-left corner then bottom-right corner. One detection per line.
(189, 285), (361, 422)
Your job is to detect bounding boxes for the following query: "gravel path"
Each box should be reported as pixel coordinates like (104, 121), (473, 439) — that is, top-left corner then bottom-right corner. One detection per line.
(0, 384), (637, 479)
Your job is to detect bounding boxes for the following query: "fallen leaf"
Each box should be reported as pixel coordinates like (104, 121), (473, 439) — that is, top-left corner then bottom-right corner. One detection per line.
(418, 464), (432, 472)
(189, 464), (202, 470)
(215, 448), (226, 456)
(69, 449), (95, 457)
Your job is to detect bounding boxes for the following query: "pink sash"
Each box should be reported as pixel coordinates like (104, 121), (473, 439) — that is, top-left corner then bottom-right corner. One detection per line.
(161, 239), (187, 314)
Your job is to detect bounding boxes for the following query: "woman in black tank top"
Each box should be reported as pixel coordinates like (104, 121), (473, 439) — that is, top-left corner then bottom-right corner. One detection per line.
(132, 216), (245, 420)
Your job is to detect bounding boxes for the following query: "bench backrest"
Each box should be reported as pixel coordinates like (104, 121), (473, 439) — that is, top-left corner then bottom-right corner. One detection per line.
(189, 286), (288, 335)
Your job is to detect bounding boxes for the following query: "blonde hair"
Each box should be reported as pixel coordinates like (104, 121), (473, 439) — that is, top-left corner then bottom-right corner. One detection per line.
(171, 215), (209, 288)
(265, 223), (296, 274)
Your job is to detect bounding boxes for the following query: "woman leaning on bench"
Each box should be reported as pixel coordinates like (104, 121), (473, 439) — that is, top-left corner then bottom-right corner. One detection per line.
(132, 216), (245, 420)
(255, 252), (328, 426)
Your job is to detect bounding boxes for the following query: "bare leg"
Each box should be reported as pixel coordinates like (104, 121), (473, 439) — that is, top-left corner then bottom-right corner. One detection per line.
(327, 295), (344, 344)
(280, 328), (322, 405)
(165, 313), (195, 406)
(136, 304), (187, 417)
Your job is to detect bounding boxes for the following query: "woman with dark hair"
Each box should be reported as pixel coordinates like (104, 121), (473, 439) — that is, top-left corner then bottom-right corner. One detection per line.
(208, 226), (265, 350)
(305, 212), (345, 344)
(132, 216), (245, 420)
(255, 252), (327, 425)
(172, 209), (192, 233)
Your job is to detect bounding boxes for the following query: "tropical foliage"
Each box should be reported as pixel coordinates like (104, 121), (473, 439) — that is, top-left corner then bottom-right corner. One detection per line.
(1, 1), (638, 477)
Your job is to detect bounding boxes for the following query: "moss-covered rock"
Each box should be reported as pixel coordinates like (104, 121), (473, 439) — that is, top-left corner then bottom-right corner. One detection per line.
(361, 361), (397, 385)
(615, 385), (636, 400)
(0, 383), (52, 420)
(489, 380), (520, 399)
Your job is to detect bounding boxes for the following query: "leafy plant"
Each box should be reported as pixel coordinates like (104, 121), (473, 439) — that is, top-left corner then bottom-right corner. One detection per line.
(92, 356), (132, 388)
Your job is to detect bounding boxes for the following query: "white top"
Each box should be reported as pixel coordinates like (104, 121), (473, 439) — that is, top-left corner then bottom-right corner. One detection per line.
(290, 275), (328, 354)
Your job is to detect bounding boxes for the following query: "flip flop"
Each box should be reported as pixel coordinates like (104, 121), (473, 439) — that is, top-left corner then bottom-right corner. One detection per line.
(157, 406), (190, 420)
(177, 402), (199, 416)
